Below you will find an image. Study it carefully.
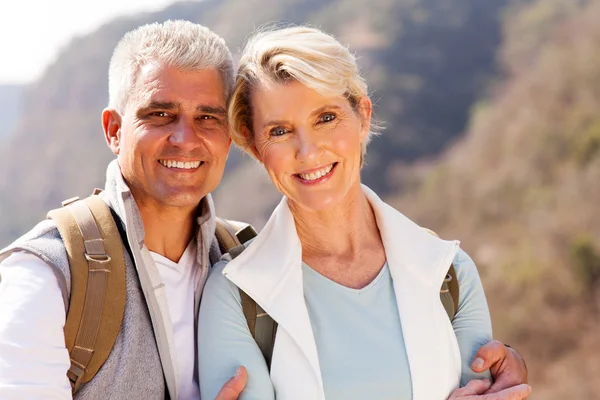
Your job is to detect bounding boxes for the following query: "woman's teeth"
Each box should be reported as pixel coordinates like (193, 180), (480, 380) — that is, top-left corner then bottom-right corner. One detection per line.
(298, 164), (334, 181)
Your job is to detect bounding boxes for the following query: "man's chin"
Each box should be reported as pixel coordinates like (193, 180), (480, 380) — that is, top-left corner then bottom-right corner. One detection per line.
(151, 188), (208, 209)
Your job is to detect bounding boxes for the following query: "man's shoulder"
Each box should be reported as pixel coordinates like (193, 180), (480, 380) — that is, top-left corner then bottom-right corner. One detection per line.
(1, 218), (63, 259)
(0, 218), (70, 290)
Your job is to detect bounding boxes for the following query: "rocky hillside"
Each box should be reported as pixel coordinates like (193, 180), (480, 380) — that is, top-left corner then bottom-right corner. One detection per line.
(392, 0), (600, 396)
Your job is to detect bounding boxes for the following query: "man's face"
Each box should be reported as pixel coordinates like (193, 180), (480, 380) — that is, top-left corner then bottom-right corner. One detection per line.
(107, 64), (231, 213)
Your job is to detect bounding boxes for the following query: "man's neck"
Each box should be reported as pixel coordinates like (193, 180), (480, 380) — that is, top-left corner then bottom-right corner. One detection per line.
(138, 204), (197, 263)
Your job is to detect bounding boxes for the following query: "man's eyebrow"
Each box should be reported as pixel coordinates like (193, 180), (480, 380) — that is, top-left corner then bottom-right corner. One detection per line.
(197, 105), (227, 115)
(142, 101), (179, 110)
(136, 101), (178, 116)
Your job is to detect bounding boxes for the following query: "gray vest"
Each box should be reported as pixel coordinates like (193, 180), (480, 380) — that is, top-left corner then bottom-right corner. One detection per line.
(1, 218), (165, 399)
(0, 160), (221, 399)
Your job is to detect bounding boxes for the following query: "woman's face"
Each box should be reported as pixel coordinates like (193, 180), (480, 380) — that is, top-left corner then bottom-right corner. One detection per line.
(249, 80), (371, 212)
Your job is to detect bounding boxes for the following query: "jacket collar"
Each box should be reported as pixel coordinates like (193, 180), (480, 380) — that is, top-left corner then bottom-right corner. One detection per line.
(223, 184), (461, 398)
(223, 184), (458, 305)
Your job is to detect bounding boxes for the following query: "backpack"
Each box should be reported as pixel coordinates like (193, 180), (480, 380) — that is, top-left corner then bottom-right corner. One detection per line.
(227, 228), (460, 369)
(47, 191), (257, 394)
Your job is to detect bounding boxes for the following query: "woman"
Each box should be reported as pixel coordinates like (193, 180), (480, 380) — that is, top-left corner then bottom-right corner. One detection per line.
(198, 26), (492, 400)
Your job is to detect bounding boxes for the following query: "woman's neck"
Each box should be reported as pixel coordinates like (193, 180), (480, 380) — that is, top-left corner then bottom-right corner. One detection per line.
(291, 183), (381, 262)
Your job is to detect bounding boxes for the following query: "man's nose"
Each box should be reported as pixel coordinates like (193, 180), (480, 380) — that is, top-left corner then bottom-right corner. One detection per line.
(168, 117), (201, 149)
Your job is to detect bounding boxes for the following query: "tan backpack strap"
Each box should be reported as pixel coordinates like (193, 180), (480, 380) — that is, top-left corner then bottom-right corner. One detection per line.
(440, 265), (460, 321)
(239, 289), (278, 369)
(215, 218), (240, 253)
(215, 219), (277, 367)
(47, 195), (126, 393)
(421, 227), (460, 321)
(240, 289), (257, 335)
(215, 217), (258, 255)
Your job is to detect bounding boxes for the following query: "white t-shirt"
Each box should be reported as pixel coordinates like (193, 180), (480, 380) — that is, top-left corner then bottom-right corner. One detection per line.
(0, 241), (200, 400)
(150, 240), (200, 400)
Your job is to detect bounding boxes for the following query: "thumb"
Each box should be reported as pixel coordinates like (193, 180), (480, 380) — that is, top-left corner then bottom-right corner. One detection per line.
(215, 366), (248, 400)
(471, 340), (506, 372)
(448, 379), (491, 398)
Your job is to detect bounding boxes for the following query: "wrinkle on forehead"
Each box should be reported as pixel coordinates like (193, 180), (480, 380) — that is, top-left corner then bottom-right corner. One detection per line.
(128, 63), (226, 113)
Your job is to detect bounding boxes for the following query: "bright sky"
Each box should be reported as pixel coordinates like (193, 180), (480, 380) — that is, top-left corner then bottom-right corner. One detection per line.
(0, 0), (181, 84)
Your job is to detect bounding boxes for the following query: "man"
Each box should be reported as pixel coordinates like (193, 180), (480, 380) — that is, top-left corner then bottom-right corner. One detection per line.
(0, 21), (529, 399)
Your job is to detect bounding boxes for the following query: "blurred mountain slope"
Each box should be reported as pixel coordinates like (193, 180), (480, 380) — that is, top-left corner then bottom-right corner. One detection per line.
(0, 0), (510, 243)
(391, 0), (600, 396)
(0, 85), (24, 140)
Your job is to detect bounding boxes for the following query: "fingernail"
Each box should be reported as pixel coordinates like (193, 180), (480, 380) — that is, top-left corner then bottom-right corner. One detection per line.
(235, 366), (244, 377)
(472, 357), (485, 370)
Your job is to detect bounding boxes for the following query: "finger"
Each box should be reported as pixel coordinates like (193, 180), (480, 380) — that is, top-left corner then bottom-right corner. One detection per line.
(484, 372), (520, 394)
(450, 379), (492, 397)
(480, 384), (532, 400)
(471, 340), (506, 372)
(215, 366), (248, 400)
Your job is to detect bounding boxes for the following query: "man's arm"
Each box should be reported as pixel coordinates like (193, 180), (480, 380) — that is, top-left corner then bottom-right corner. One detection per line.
(471, 340), (528, 394)
(0, 252), (72, 399)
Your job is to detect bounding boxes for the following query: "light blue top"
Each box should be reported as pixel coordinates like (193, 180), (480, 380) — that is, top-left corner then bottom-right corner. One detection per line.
(198, 249), (492, 400)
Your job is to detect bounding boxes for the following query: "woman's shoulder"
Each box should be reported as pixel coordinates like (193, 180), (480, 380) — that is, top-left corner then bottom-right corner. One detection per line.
(452, 248), (486, 305)
(204, 260), (242, 303)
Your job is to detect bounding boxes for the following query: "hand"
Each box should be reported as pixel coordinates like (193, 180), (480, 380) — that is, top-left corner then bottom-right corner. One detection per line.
(471, 340), (528, 394)
(214, 366), (248, 400)
(448, 379), (531, 399)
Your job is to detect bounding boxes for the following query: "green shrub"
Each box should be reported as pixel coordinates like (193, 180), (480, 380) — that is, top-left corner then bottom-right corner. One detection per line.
(573, 121), (600, 166)
(570, 235), (600, 292)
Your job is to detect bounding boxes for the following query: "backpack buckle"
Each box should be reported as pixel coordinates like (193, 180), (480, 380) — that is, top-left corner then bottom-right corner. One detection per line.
(62, 197), (81, 207)
(84, 253), (112, 264)
(67, 361), (85, 392)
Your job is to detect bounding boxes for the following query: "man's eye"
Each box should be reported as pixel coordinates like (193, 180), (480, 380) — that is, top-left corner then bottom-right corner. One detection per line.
(150, 111), (170, 118)
(270, 127), (288, 136)
(318, 113), (336, 123)
(198, 115), (216, 121)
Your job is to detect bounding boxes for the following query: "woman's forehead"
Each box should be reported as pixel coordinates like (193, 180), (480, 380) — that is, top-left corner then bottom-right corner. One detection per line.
(250, 81), (350, 119)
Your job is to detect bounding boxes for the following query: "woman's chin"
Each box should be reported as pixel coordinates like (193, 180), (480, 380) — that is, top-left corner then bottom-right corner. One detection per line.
(288, 193), (344, 213)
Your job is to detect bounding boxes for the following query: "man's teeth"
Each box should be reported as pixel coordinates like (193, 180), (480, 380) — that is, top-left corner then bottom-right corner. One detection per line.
(159, 160), (202, 169)
(298, 164), (334, 181)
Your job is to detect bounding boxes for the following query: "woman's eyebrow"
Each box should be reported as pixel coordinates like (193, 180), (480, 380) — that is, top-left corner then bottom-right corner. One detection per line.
(310, 105), (343, 117)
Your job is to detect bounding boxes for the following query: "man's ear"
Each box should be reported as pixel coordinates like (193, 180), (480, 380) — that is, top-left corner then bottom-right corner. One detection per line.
(357, 96), (373, 143)
(102, 108), (122, 155)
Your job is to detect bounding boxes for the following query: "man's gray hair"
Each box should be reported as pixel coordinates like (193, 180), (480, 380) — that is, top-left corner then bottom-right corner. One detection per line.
(108, 20), (234, 112)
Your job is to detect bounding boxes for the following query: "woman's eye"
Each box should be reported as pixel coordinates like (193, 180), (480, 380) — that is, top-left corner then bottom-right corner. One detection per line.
(319, 113), (336, 123)
(270, 127), (288, 136)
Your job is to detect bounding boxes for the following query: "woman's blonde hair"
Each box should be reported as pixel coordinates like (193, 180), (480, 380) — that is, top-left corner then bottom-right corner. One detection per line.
(228, 26), (379, 161)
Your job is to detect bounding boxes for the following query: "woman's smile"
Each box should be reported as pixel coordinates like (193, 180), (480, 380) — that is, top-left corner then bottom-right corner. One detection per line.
(294, 162), (338, 184)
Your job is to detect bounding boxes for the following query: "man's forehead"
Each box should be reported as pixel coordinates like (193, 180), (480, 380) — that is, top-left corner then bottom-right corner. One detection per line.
(129, 63), (226, 110)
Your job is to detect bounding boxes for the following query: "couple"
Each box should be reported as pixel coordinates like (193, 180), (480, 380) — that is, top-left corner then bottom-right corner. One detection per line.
(0, 21), (530, 399)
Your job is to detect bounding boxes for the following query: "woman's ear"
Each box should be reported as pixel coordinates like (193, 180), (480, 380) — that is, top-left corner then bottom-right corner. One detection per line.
(357, 96), (373, 142)
(242, 125), (262, 162)
(102, 108), (122, 155)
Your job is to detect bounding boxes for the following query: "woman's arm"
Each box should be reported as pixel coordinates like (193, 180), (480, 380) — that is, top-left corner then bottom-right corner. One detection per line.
(451, 249), (494, 386)
(198, 261), (275, 400)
